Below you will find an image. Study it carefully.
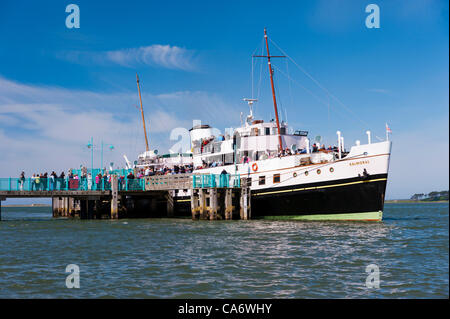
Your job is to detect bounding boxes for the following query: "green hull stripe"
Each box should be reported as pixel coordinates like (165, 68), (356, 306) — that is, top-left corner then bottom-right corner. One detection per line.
(259, 211), (383, 221)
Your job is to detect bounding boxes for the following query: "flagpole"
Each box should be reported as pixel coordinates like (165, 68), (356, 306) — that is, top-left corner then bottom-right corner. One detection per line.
(386, 123), (389, 141)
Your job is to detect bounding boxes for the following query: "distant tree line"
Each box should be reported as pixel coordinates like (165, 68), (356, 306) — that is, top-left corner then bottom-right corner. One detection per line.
(410, 191), (449, 201)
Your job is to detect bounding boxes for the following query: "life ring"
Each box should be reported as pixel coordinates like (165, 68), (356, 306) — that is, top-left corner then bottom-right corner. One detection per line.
(252, 163), (258, 172)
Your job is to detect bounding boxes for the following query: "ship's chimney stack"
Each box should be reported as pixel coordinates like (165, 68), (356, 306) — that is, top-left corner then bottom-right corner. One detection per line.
(366, 131), (372, 144)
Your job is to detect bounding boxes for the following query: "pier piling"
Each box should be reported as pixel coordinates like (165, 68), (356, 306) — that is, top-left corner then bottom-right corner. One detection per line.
(189, 186), (249, 221)
(240, 187), (251, 220)
(190, 189), (199, 219)
(225, 189), (233, 220)
(199, 189), (207, 219)
(166, 192), (174, 217)
(110, 175), (119, 219)
(209, 188), (218, 220)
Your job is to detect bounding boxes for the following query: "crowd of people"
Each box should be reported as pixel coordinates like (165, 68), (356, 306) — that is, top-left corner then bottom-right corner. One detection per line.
(138, 164), (194, 177)
(17, 164), (196, 192)
(17, 171), (67, 191)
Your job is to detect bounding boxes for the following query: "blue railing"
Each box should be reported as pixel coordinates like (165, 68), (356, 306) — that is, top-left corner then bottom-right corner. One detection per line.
(192, 174), (241, 188)
(1, 174), (239, 191)
(70, 168), (133, 177)
(0, 176), (145, 192)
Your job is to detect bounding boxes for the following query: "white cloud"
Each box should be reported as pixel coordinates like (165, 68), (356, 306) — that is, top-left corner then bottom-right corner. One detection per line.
(106, 45), (195, 70)
(58, 45), (196, 71)
(0, 77), (239, 177)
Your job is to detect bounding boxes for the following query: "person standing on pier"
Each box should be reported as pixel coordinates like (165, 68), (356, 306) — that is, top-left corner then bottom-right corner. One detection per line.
(31, 174), (36, 191)
(36, 174), (42, 190)
(103, 172), (108, 190)
(95, 173), (101, 190)
(50, 171), (56, 190)
(59, 172), (65, 190)
(87, 173), (92, 190)
(127, 171), (134, 190)
(19, 171), (25, 190)
(42, 172), (48, 191)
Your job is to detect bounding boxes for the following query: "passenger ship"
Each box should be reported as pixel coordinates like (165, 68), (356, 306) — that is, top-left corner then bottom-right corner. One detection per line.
(184, 29), (392, 221)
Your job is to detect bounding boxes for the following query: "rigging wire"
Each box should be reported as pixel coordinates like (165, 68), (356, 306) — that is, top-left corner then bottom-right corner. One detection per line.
(286, 59), (294, 117)
(269, 38), (370, 128)
(250, 36), (265, 117)
(271, 64), (356, 124)
(272, 67), (284, 123)
(256, 41), (264, 106)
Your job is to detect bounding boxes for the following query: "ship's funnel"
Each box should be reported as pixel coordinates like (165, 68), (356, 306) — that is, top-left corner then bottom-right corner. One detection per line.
(189, 124), (213, 143)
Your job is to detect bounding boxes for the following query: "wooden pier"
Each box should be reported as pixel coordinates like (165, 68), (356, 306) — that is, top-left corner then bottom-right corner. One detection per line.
(0, 174), (251, 221)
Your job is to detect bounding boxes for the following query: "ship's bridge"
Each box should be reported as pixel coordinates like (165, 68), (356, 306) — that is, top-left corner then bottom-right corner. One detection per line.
(234, 120), (309, 157)
(190, 120), (309, 167)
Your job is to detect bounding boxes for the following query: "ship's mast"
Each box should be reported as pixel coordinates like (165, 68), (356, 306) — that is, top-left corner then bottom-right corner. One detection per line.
(254, 28), (285, 152)
(136, 73), (150, 152)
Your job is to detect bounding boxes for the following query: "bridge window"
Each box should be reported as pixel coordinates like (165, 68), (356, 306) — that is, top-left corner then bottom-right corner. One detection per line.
(265, 127), (270, 135)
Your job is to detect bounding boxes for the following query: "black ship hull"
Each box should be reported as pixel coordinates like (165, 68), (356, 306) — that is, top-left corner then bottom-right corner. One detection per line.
(174, 173), (387, 221)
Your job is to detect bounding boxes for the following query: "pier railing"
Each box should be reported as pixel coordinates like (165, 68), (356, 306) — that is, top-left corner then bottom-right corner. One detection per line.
(144, 174), (193, 190)
(0, 177), (145, 192)
(192, 174), (241, 188)
(0, 173), (242, 193)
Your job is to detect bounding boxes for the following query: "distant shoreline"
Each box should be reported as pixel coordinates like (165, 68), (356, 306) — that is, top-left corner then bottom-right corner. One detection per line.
(385, 200), (449, 204)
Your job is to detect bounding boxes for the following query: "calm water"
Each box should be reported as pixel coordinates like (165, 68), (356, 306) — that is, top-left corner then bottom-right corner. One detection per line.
(0, 203), (448, 298)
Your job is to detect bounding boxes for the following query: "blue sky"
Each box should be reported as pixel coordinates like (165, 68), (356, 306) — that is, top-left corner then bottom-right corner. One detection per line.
(0, 0), (448, 200)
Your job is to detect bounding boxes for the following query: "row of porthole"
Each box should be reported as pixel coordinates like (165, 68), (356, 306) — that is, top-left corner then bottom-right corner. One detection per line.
(294, 167), (334, 177)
